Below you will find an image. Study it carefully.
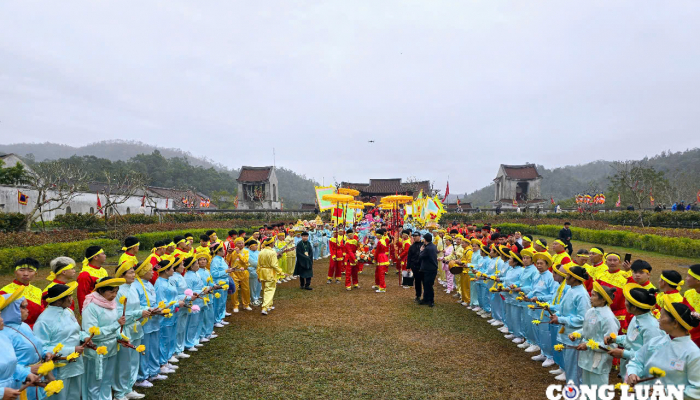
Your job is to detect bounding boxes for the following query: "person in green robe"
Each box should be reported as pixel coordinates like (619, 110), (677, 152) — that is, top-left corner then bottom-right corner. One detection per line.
(294, 232), (314, 290)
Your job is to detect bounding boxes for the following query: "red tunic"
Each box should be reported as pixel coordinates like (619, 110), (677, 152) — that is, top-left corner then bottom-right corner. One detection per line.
(77, 265), (108, 312)
(373, 237), (390, 266)
(344, 239), (358, 266)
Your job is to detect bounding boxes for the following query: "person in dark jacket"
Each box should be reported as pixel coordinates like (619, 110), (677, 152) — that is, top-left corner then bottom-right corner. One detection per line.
(407, 231), (423, 302)
(293, 232), (314, 290)
(558, 222), (573, 255)
(418, 233), (439, 307)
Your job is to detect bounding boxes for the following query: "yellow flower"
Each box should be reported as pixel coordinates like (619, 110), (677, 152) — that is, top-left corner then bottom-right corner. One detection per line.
(489, 288), (496, 293)
(136, 345), (146, 354)
(168, 301), (176, 306)
(119, 296), (127, 305)
(516, 296), (524, 301)
(587, 339), (600, 350)
(158, 301), (166, 309)
(554, 344), (564, 352)
(649, 367), (666, 377)
(66, 352), (79, 361)
(37, 360), (55, 375)
(54, 362), (67, 368)
(188, 308), (193, 313)
(609, 333), (617, 340)
(614, 383), (634, 393)
(45, 380), (64, 397)
(52, 343), (64, 354)
(120, 334), (129, 341)
(508, 290), (513, 294)
(497, 283), (504, 289)
(88, 326), (101, 336)
(207, 277), (213, 283)
(532, 319), (541, 325)
(96, 346), (108, 356)
(222, 285), (229, 290)
(571, 332), (582, 339)
(162, 308), (171, 315)
(215, 293), (221, 298)
(490, 275), (496, 280)
(528, 305), (535, 309)
(218, 280), (226, 285)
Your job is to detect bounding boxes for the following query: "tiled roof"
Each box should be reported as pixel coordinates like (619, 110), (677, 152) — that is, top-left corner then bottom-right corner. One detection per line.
(500, 164), (540, 180)
(341, 179), (431, 195)
(237, 166), (272, 183)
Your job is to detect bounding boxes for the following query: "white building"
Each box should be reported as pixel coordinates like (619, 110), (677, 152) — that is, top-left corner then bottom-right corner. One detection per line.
(491, 164), (546, 209)
(236, 166), (281, 210)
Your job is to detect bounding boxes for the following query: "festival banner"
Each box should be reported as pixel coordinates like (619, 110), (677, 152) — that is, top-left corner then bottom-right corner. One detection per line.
(315, 186), (336, 211)
(17, 191), (28, 205)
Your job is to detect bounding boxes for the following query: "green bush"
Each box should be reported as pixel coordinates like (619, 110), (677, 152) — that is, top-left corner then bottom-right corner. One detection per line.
(53, 213), (104, 230)
(0, 213), (26, 232)
(0, 238), (120, 273)
(494, 223), (700, 258)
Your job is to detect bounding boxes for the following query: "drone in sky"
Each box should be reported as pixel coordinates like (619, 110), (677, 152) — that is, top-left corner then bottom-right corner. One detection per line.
(368, 140), (375, 143)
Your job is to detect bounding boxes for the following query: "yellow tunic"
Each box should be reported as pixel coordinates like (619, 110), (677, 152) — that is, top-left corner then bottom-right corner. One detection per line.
(257, 248), (284, 282)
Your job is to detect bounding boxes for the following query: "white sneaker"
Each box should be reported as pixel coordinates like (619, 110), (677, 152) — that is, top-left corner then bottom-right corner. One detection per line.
(126, 391), (146, 399)
(517, 342), (530, 348)
(262, 310), (268, 315)
(554, 373), (566, 381)
(513, 338), (525, 344)
(160, 367), (175, 374)
(490, 320), (501, 326)
(472, 307), (481, 312)
(504, 334), (514, 339)
(542, 358), (556, 368)
(498, 327), (509, 333)
(166, 363), (178, 370)
(225, 312), (232, 317)
(550, 368), (564, 375)
(221, 321), (230, 325)
(150, 374), (167, 381)
(176, 353), (190, 359)
(135, 381), (153, 388)
(233, 308), (239, 313)
(200, 338), (210, 343)
(270, 306), (275, 310)
(214, 323), (225, 328)
(187, 347), (198, 352)
(493, 320), (504, 326)
(209, 334), (218, 338)
(168, 357), (179, 363)
(487, 319), (495, 324)
(244, 307), (252, 311)
(462, 303), (469, 307)
(195, 344), (204, 348)
(481, 313), (490, 319)
(531, 354), (546, 361)
(525, 345), (540, 353)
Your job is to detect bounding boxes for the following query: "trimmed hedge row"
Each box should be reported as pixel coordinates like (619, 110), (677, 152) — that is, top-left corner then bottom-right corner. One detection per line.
(495, 223), (700, 259)
(0, 239), (121, 273)
(0, 227), (259, 273)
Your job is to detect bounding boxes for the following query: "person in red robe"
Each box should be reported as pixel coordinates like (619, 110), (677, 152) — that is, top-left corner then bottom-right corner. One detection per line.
(344, 229), (360, 290)
(327, 230), (343, 284)
(373, 229), (391, 293)
(682, 264), (700, 347)
(76, 245), (109, 312)
(596, 252), (628, 333)
(145, 240), (167, 285)
(0, 258), (45, 328)
(41, 256), (77, 310)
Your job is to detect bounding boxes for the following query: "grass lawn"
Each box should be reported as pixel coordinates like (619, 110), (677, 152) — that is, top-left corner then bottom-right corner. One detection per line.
(1, 241), (699, 399)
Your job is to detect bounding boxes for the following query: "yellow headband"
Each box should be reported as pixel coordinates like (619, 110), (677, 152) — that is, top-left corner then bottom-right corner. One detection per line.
(522, 236), (532, 242)
(211, 242), (224, 254)
(262, 238), (275, 247)
(184, 257), (197, 270)
(535, 240), (548, 250)
(593, 281), (613, 305)
(554, 239), (567, 247)
(623, 283), (655, 310)
(46, 282), (79, 304)
(94, 278), (126, 290)
(122, 242), (140, 251)
(0, 286), (25, 311)
(46, 264), (75, 281)
(83, 249), (105, 267)
(563, 264), (586, 281)
(689, 269), (700, 281)
(661, 274), (684, 288)
(15, 264), (37, 272)
(234, 237), (245, 244)
(553, 264), (568, 278)
(589, 248), (603, 256)
(607, 253), (621, 261)
(176, 238), (187, 246)
(663, 295), (693, 331)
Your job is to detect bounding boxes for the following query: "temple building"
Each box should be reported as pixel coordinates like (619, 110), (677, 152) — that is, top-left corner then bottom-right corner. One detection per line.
(236, 166), (281, 209)
(491, 164), (545, 209)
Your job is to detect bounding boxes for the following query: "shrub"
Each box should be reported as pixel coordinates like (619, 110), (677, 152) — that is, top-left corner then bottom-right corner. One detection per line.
(0, 238), (120, 273)
(53, 213), (104, 230)
(494, 223), (700, 258)
(0, 213), (26, 232)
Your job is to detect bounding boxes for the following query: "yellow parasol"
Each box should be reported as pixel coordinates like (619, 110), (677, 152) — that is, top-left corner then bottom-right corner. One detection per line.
(363, 202), (375, 207)
(338, 188), (360, 197)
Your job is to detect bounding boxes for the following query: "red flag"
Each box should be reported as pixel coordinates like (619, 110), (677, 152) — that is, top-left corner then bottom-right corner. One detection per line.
(332, 207), (343, 217)
(615, 194), (621, 207)
(17, 191), (28, 205)
(550, 196), (555, 205)
(697, 190), (700, 203)
(141, 194), (146, 207)
(96, 192), (103, 214)
(456, 198), (461, 206)
(442, 181), (450, 202)
(165, 198), (169, 208)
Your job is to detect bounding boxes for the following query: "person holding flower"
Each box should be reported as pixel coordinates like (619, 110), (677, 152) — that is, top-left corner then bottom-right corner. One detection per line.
(33, 283), (87, 400)
(154, 259), (182, 374)
(542, 264), (571, 377)
(169, 256), (193, 359)
(626, 298), (700, 399)
(501, 250), (524, 340)
(209, 242), (233, 326)
(488, 245), (512, 328)
(522, 252), (557, 358)
(2, 292), (40, 400)
(133, 256), (166, 386)
(568, 279), (618, 386)
(113, 259), (151, 400)
(604, 284), (662, 379)
(194, 254), (217, 341)
(2, 286), (54, 400)
(183, 256), (208, 351)
(510, 248), (539, 349)
(81, 276), (127, 400)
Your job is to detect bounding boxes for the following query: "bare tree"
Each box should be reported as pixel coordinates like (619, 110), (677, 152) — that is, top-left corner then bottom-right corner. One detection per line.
(94, 171), (148, 223)
(23, 161), (88, 231)
(609, 161), (672, 225)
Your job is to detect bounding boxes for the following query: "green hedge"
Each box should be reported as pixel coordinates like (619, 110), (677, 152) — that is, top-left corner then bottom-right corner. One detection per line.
(443, 211), (700, 228)
(0, 239), (121, 273)
(494, 223), (700, 258)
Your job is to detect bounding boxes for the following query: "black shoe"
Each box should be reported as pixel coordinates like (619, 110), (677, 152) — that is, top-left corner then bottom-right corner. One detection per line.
(414, 297), (421, 303)
(304, 287), (313, 290)
(300, 286), (305, 290)
(428, 302), (434, 307)
(419, 300), (428, 305)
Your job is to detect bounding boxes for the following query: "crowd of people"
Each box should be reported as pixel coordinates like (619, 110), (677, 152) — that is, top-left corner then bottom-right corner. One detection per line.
(2, 216), (700, 399)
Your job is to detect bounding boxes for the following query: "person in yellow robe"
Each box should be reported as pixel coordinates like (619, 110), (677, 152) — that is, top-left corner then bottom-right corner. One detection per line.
(257, 237), (288, 315)
(225, 237), (252, 312)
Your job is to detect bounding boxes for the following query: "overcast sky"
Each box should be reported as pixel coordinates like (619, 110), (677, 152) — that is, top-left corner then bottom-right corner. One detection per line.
(1, 1), (699, 194)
